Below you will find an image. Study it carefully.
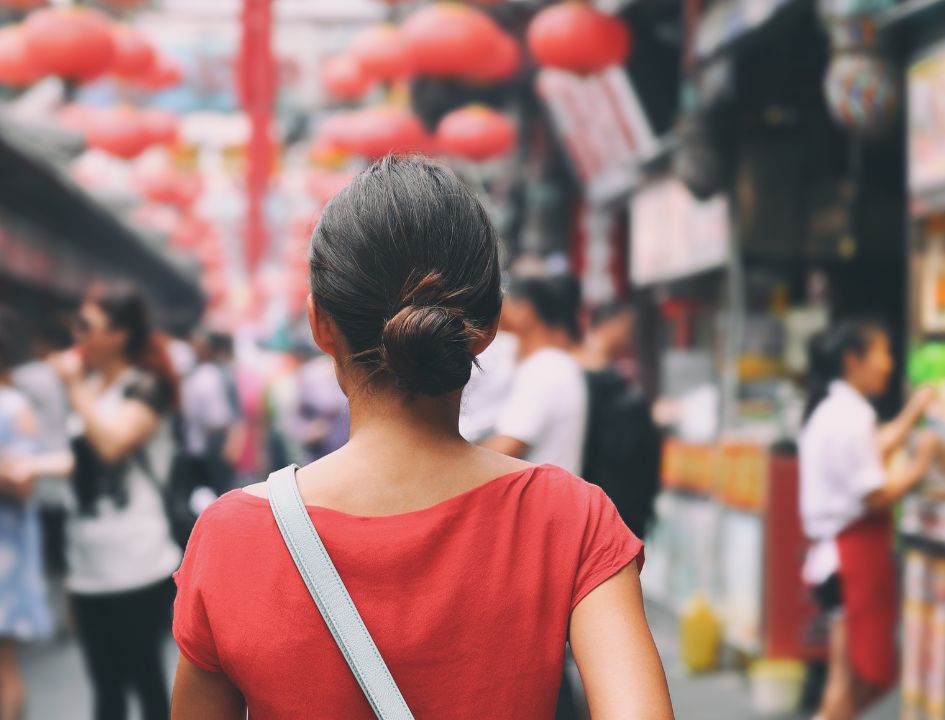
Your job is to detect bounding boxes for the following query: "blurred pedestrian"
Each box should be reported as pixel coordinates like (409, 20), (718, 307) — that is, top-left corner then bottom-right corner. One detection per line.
(12, 319), (73, 588)
(181, 330), (236, 496)
(48, 288), (181, 720)
(482, 273), (588, 475)
(295, 348), (349, 464)
(577, 301), (661, 539)
(459, 328), (518, 443)
(800, 319), (939, 720)
(0, 311), (62, 720)
(171, 157), (671, 719)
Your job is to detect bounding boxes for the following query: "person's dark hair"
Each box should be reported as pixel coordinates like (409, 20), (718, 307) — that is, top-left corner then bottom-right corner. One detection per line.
(87, 287), (180, 408)
(803, 318), (887, 423)
(507, 273), (583, 342)
(590, 299), (635, 329)
(309, 155), (502, 397)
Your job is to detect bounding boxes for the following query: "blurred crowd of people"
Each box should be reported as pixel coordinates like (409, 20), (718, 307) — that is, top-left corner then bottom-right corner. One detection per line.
(0, 261), (664, 720)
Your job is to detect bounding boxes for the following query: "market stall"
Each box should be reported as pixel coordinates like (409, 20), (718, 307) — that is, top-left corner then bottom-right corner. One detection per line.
(884, 8), (945, 713)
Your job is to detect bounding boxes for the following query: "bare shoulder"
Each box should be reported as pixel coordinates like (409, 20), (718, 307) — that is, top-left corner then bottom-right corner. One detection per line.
(241, 481), (267, 499)
(469, 446), (535, 478)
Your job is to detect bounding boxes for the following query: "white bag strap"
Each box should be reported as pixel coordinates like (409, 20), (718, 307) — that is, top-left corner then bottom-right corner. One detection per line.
(267, 465), (414, 720)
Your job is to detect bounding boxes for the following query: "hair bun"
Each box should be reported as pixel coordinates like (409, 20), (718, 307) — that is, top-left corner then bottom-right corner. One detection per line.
(380, 303), (479, 396)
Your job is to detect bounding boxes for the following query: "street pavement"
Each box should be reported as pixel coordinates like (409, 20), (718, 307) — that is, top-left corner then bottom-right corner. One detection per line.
(20, 602), (898, 719)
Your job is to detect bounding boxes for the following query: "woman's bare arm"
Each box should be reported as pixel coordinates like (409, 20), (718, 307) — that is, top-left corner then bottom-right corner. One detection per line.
(172, 656), (245, 720)
(570, 563), (674, 720)
(68, 381), (159, 464)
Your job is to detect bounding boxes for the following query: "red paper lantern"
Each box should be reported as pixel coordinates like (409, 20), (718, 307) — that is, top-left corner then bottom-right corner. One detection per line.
(349, 24), (413, 83)
(139, 109), (179, 146)
(138, 52), (183, 90)
(402, 3), (503, 78)
(23, 8), (116, 81)
(436, 105), (516, 160)
(0, 27), (42, 87)
(61, 106), (151, 159)
(527, 3), (631, 74)
(321, 53), (373, 101)
(0, 0), (46, 10)
(135, 166), (201, 209)
(345, 106), (431, 158)
(466, 31), (521, 83)
(111, 26), (155, 79)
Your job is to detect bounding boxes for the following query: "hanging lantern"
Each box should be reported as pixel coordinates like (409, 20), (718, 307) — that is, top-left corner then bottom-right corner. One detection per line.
(135, 165), (202, 209)
(349, 24), (413, 83)
(435, 105), (516, 160)
(401, 3), (504, 78)
(345, 106), (431, 158)
(0, 0), (46, 10)
(0, 27), (42, 87)
(111, 26), (155, 79)
(823, 52), (898, 138)
(138, 52), (183, 90)
(466, 31), (521, 83)
(321, 53), (373, 101)
(23, 8), (116, 81)
(61, 106), (151, 159)
(140, 108), (179, 146)
(527, 3), (631, 74)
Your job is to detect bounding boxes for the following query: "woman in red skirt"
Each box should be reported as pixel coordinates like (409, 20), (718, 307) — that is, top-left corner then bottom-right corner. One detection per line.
(801, 320), (939, 720)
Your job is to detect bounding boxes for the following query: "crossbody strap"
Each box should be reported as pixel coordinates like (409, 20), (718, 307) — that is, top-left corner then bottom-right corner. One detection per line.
(267, 465), (415, 720)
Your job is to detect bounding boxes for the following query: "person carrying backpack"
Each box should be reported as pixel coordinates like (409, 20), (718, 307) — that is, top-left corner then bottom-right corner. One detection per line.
(577, 301), (661, 540)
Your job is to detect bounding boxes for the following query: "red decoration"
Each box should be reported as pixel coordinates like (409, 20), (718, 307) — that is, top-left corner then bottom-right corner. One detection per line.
(135, 166), (202, 209)
(436, 105), (516, 160)
(139, 109), (179, 146)
(60, 106), (151, 160)
(111, 26), (155, 79)
(349, 24), (413, 83)
(0, 27), (42, 87)
(305, 168), (357, 206)
(466, 31), (521, 83)
(402, 3), (503, 77)
(527, 3), (631, 74)
(138, 52), (183, 90)
(321, 53), (373, 101)
(22, 8), (116, 81)
(0, 0), (46, 10)
(343, 106), (431, 158)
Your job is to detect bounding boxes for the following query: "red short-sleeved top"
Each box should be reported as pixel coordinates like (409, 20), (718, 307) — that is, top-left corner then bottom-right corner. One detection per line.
(173, 464), (643, 719)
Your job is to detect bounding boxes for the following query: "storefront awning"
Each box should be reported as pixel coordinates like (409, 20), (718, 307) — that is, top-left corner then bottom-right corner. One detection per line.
(0, 117), (204, 329)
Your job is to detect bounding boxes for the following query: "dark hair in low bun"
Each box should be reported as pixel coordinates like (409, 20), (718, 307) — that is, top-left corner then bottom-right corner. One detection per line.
(309, 156), (502, 396)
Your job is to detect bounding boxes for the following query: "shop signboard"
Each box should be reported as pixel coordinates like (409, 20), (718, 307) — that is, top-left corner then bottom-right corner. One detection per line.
(630, 177), (729, 285)
(909, 42), (945, 212)
(536, 67), (656, 206)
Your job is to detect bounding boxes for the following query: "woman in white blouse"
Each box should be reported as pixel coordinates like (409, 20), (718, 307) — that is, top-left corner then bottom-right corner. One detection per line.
(800, 320), (938, 720)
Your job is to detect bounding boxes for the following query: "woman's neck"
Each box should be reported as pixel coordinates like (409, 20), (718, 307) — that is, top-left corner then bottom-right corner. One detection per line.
(347, 388), (466, 452)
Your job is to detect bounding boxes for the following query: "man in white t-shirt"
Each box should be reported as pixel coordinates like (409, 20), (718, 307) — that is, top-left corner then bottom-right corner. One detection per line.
(483, 275), (588, 475)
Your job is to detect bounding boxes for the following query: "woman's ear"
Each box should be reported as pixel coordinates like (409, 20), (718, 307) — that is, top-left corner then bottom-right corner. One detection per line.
(471, 317), (500, 357)
(307, 295), (340, 360)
